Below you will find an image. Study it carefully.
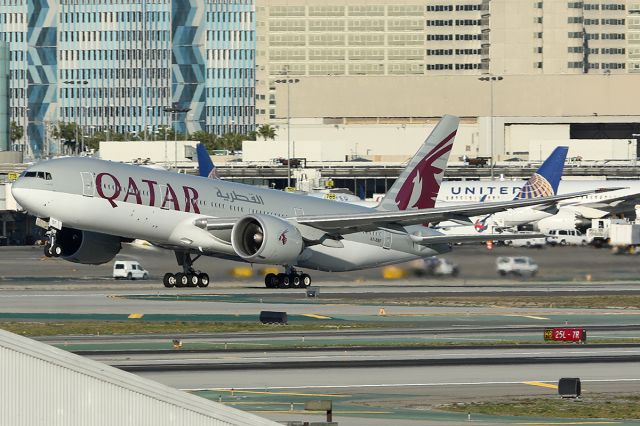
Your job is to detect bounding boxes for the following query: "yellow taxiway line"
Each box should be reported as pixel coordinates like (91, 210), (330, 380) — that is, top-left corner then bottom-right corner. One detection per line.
(522, 381), (558, 390)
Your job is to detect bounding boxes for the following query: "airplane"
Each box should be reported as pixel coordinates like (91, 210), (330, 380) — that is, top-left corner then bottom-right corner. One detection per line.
(11, 115), (592, 289)
(437, 168), (640, 233)
(436, 146), (569, 235)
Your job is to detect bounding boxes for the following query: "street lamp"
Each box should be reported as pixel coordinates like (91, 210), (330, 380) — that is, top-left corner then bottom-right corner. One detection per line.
(163, 105), (191, 170)
(275, 68), (300, 188)
(478, 75), (503, 180)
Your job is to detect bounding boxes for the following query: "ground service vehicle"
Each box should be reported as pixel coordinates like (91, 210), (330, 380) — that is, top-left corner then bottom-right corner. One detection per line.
(503, 231), (546, 248)
(410, 257), (459, 277)
(545, 229), (589, 246)
(113, 260), (149, 280)
(496, 256), (538, 276)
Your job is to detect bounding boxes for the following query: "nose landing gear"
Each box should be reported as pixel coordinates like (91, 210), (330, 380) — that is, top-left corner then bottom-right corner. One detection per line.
(43, 228), (62, 258)
(163, 251), (210, 288)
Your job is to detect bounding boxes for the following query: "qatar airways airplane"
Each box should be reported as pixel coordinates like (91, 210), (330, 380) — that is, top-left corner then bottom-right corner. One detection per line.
(11, 115), (588, 289)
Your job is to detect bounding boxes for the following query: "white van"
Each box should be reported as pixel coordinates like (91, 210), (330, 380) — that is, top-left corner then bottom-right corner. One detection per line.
(496, 256), (538, 276)
(113, 260), (149, 280)
(546, 229), (589, 246)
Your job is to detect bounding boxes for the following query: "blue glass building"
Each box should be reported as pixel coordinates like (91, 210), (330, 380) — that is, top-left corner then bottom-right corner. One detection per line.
(0, 0), (255, 158)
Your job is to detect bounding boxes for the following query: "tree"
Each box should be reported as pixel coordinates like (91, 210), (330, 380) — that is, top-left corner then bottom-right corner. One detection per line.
(257, 124), (277, 141)
(190, 130), (220, 152)
(9, 121), (23, 147)
(219, 132), (244, 153)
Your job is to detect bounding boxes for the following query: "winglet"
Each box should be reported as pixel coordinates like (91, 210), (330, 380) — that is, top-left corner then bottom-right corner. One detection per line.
(377, 115), (459, 211)
(196, 143), (219, 179)
(517, 146), (568, 199)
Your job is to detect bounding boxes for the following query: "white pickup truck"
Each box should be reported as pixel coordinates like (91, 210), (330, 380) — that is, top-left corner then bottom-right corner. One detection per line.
(496, 256), (538, 277)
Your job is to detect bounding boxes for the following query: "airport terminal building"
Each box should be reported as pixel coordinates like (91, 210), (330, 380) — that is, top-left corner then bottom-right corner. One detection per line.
(1, 0), (640, 160)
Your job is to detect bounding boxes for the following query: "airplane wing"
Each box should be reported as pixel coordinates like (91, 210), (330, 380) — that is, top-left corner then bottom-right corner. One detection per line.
(193, 190), (598, 236)
(294, 190), (597, 234)
(409, 232), (544, 245)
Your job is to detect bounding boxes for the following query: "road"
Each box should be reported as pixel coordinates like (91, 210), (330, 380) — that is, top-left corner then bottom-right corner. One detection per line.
(2, 244), (640, 424)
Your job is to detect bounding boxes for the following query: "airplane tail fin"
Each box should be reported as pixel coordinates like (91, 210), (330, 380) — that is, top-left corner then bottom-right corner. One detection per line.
(377, 115), (459, 211)
(516, 146), (568, 199)
(196, 143), (220, 179)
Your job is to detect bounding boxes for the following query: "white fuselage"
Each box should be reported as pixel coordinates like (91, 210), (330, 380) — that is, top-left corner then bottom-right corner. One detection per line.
(12, 157), (448, 272)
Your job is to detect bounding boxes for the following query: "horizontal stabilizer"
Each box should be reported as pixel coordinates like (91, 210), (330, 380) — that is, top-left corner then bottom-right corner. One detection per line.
(410, 232), (545, 245)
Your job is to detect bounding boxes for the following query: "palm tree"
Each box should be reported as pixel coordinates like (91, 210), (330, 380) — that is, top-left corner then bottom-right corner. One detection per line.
(219, 132), (244, 153)
(257, 124), (277, 141)
(9, 121), (23, 149)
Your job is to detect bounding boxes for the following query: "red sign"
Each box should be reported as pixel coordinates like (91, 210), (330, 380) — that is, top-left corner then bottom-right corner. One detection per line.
(544, 328), (586, 343)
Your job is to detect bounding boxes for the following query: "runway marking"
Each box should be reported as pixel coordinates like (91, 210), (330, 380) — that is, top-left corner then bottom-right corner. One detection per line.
(127, 313), (144, 319)
(506, 315), (550, 320)
(301, 314), (332, 319)
(248, 410), (392, 415)
(522, 381), (558, 390)
(182, 378), (640, 392)
(202, 389), (348, 397)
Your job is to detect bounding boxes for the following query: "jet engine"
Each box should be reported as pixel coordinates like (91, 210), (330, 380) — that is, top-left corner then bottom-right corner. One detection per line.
(231, 215), (303, 264)
(57, 227), (122, 265)
(536, 210), (588, 234)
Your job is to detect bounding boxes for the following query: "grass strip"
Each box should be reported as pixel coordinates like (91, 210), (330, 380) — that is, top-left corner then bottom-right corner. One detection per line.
(439, 395), (640, 419)
(0, 321), (377, 337)
(363, 295), (640, 309)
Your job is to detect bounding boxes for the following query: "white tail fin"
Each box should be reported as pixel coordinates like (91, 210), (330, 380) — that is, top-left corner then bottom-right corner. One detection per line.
(377, 115), (459, 211)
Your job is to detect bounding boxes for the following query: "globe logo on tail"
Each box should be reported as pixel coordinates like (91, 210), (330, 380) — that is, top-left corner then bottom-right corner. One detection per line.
(517, 173), (554, 199)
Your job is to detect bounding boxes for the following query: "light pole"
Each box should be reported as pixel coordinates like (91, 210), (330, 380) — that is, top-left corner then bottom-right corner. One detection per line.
(144, 106), (154, 141)
(163, 105), (191, 170)
(275, 68), (300, 188)
(478, 75), (503, 180)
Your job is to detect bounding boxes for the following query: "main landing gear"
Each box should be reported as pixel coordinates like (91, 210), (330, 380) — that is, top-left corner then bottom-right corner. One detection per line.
(43, 228), (63, 258)
(264, 266), (312, 289)
(163, 251), (210, 288)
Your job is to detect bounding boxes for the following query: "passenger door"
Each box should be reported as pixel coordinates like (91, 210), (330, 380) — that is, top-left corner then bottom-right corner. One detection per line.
(80, 172), (94, 197)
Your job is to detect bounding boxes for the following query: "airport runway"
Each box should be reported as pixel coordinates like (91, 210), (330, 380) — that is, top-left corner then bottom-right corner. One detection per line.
(2, 244), (640, 424)
(2, 243), (640, 284)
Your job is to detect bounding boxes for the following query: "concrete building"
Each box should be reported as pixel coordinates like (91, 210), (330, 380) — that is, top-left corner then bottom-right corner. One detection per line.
(0, 328), (280, 426)
(255, 0), (636, 125)
(1, 0), (255, 158)
(253, 73), (640, 164)
(0, 40), (8, 152)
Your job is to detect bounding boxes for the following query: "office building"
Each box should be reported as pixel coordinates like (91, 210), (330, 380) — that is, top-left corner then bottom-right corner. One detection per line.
(1, 0), (255, 158)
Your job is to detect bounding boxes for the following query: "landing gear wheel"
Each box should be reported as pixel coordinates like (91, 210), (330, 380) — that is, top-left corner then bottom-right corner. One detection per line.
(175, 273), (187, 288)
(197, 273), (210, 288)
(163, 273), (175, 288)
(51, 243), (62, 257)
(44, 243), (52, 257)
(265, 273), (277, 288)
(301, 274), (311, 287)
(277, 273), (290, 288)
(291, 274), (302, 288)
(188, 274), (199, 287)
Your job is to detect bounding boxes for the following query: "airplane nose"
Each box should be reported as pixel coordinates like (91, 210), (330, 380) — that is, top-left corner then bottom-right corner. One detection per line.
(10, 176), (28, 210)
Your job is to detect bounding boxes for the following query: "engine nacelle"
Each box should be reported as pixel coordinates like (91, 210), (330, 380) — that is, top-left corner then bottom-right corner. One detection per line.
(57, 227), (122, 265)
(536, 210), (587, 234)
(231, 215), (303, 264)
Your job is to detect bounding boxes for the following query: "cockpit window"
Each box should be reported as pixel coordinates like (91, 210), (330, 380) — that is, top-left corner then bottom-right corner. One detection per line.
(23, 171), (52, 180)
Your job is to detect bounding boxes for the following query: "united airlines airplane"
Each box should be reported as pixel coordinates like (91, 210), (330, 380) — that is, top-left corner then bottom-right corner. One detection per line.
(11, 115), (588, 289)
